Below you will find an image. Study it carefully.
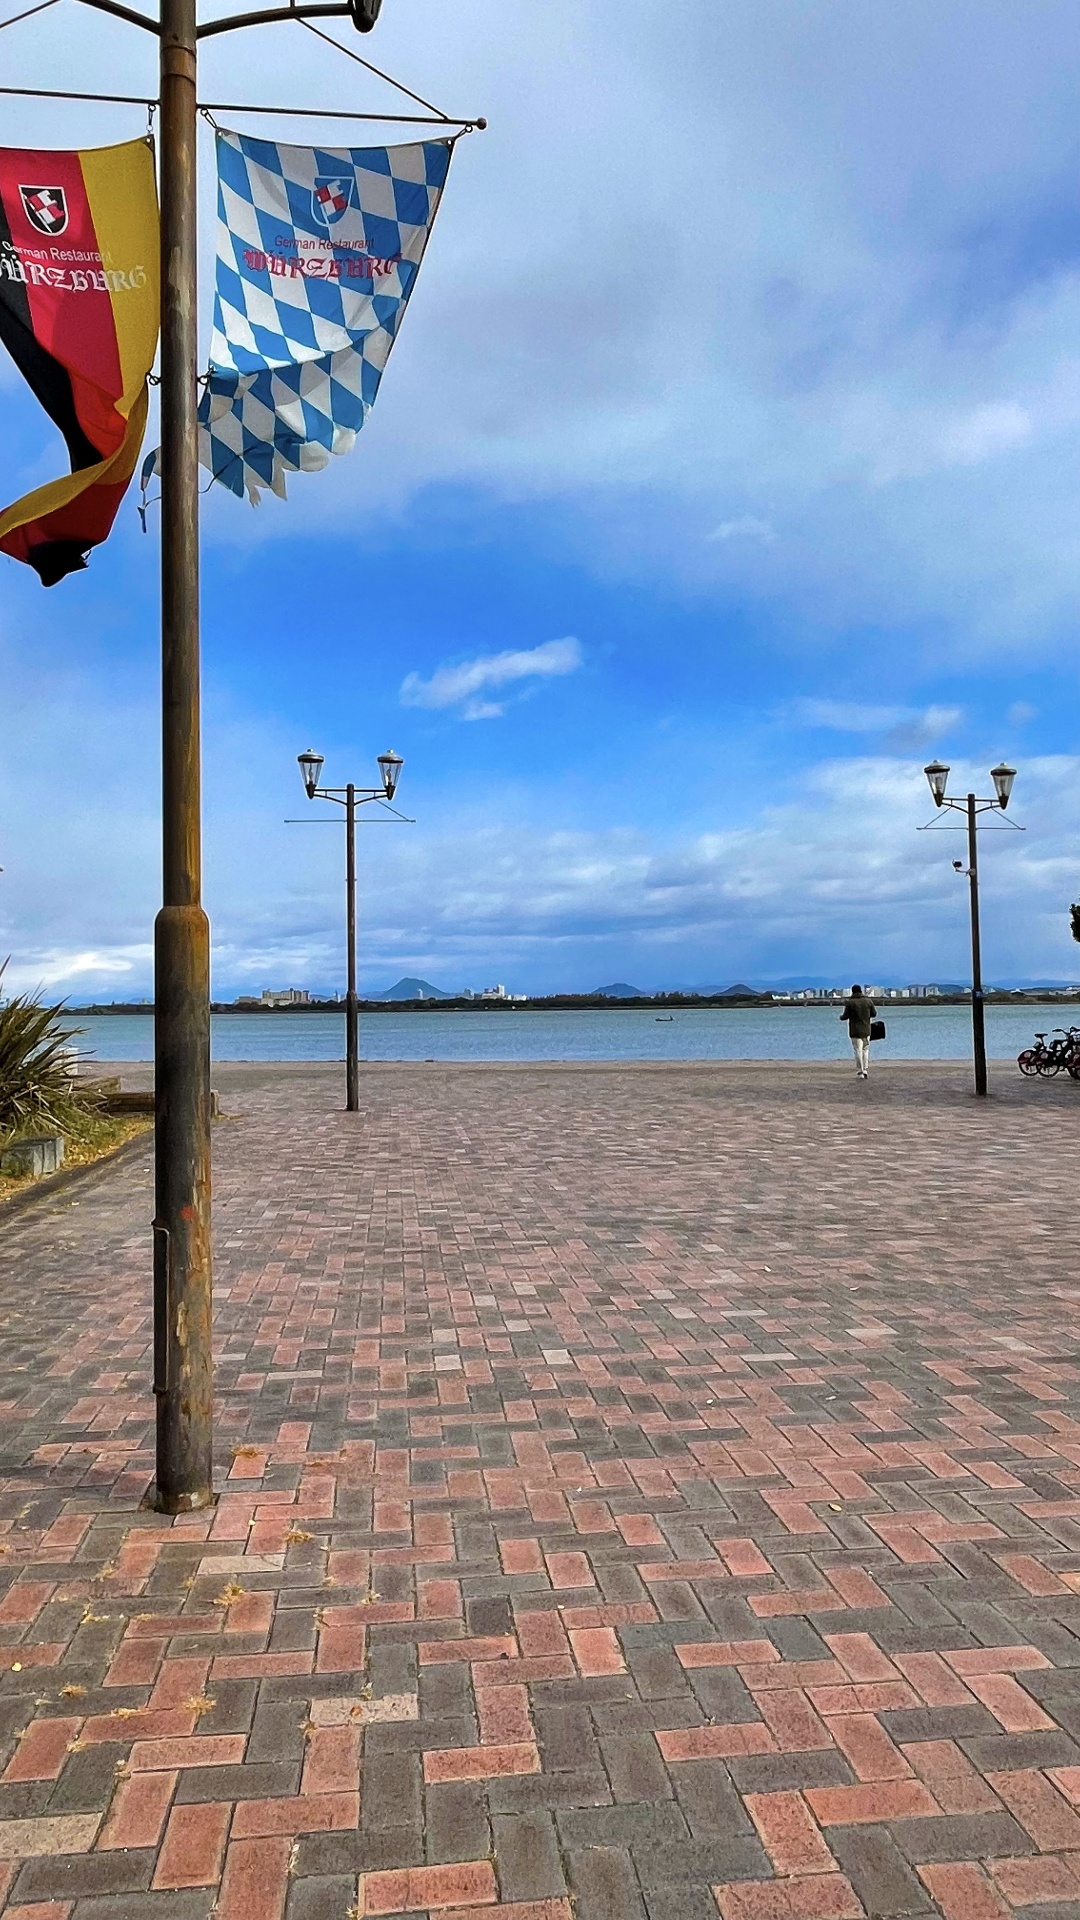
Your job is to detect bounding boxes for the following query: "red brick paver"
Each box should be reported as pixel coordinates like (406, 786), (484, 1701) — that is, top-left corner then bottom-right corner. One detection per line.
(0, 1057), (1078, 1920)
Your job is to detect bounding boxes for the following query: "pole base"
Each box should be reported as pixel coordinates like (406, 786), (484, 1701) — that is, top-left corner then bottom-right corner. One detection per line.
(142, 1482), (218, 1515)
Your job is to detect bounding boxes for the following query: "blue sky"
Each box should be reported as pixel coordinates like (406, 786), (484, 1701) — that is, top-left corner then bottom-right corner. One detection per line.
(1, 0), (1078, 997)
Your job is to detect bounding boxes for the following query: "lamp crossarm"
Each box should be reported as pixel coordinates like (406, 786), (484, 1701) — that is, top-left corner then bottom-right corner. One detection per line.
(200, 4), (352, 38)
(71, 0), (159, 31)
(936, 795), (1010, 817)
(70, 0), (358, 33)
(311, 784), (387, 805)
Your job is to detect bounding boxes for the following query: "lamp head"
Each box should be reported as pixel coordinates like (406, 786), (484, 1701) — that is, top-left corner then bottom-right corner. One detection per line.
(990, 762), (1016, 809)
(924, 759), (950, 806)
(377, 749), (403, 800)
(297, 749), (324, 799)
(348, 0), (382, 28)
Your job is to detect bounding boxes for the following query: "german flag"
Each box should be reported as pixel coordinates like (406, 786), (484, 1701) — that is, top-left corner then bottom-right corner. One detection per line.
(0, 138), (159, 586)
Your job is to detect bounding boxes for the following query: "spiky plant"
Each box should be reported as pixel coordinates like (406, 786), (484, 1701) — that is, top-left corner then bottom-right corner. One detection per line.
(0, 961), (91, 1142)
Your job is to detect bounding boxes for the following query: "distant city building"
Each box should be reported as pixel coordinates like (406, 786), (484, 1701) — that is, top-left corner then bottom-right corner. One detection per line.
(481, 984), (508, 1000)
(260, 988), (310, 1008)
(772, 985), (953, 1004)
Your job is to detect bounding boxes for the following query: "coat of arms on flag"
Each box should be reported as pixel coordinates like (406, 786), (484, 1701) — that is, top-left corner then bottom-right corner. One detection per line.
(18, 183), (68, 235)
(312, 176), (353, 227)
(144, 129), (455, 507)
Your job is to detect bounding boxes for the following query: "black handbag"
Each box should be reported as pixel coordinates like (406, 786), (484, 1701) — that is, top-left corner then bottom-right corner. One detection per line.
(870, 1019), (886, 1041)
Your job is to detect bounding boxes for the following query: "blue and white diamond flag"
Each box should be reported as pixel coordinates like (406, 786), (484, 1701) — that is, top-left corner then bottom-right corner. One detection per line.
(149, 129), (453, 504)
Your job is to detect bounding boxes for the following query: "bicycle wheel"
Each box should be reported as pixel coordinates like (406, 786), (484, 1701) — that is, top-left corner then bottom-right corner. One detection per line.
(1039, 1056), (1063, 1076)
(1017, 1050), (1041, 1076)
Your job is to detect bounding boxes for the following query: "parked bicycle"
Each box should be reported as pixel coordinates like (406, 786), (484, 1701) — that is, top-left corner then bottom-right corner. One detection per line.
(1017, 1026), (1080, 1079)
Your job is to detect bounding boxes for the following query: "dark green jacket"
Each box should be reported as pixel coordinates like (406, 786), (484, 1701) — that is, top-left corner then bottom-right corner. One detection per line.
(841, 994), (875, 1039)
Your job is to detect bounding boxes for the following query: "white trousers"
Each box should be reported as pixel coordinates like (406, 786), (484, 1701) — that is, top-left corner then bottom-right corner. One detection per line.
(851, 1036), (869, 1074)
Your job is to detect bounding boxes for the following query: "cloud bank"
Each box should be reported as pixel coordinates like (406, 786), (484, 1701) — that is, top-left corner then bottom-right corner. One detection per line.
(400, 637), (582, 720)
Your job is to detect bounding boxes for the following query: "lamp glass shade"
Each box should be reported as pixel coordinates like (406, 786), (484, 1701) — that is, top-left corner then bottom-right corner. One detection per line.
(924, 759), (950, 806)
(297, 749), (324, 798)
(990, 762), (1016, 809)
(377, 749), (403, 799)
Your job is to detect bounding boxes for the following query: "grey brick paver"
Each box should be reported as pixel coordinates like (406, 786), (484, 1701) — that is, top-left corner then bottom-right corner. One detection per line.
(0, 1057), (1078, 1920)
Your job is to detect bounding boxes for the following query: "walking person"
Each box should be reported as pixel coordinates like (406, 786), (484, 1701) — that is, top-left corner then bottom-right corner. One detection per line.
(841, 983), (876, 1079)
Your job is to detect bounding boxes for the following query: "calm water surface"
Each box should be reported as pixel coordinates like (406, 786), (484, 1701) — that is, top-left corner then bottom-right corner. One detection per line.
(67, 1004), (1065, 1064)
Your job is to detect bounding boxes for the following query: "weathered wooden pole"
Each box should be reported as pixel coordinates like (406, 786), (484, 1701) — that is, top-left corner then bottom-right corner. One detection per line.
(151, 0), (214, 1511)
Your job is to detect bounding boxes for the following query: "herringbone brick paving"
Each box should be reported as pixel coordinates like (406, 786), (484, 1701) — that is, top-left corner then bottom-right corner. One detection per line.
(0, 1058), (1078, 1920)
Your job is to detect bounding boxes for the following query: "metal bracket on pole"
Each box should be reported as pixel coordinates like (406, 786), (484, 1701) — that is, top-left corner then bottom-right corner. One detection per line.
(151, 1218), (174, 1394)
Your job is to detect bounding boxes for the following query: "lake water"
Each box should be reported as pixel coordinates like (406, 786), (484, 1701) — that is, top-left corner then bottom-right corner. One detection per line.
(65, 1004), (1069, 1064)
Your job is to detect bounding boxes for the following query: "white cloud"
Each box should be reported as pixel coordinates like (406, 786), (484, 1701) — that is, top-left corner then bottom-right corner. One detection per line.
(867, 395), (1043, 486)
(790, 700), (962, 748)
(2, 948), (149, 995)
(793, 700), (908, 733)
(710, 515), (776, 544)
(400, 637), (582, 719)
(939, 401), (1033, 466)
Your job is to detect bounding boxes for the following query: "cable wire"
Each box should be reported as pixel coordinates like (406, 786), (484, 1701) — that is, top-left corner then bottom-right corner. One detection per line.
(0, 0), (59, 32)
(297, 16), (455, 121)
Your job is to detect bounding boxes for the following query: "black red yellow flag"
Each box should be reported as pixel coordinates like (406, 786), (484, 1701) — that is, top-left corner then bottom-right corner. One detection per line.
(0, 138), (159, 585)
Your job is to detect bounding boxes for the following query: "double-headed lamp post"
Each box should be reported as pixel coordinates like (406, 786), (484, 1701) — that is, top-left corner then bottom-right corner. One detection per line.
(923, 759), (1017, 1098)
(297, 748), (404, 1111)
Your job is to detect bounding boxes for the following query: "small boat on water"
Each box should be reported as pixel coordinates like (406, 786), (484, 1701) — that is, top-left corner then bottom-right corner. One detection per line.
(655, 1015), (674, 1022)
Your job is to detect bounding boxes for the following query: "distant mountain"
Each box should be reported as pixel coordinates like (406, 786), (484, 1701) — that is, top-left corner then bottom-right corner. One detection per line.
(595, 982), (647, 998)
(369, 977), (453, 1001)
(658, 984), (765, 998)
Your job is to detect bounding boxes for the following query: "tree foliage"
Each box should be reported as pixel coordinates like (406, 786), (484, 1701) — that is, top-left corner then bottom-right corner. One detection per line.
(0, 961), (90, 1140)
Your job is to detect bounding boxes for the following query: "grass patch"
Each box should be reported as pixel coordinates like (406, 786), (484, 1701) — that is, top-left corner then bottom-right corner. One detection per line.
(0, 1111), (151, 1207)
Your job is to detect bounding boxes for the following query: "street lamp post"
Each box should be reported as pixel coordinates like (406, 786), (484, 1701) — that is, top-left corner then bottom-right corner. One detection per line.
(152, 0), (212, 1512)
(297, 749), (404, 1110)
(15, 0), (476, 1509)
(923, 760), (1017, 1099)
(69, 0), (391, 1515)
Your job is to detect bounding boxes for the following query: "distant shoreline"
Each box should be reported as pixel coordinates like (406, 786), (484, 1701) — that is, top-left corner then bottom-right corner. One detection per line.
(70, 994), (1080, 1015)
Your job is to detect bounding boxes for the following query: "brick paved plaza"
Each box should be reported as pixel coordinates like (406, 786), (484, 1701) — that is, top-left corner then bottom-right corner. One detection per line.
(0, 1058), (1078, 1920)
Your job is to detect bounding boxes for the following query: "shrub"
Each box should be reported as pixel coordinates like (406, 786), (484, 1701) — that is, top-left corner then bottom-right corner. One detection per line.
(0, 960), (93, 1142)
